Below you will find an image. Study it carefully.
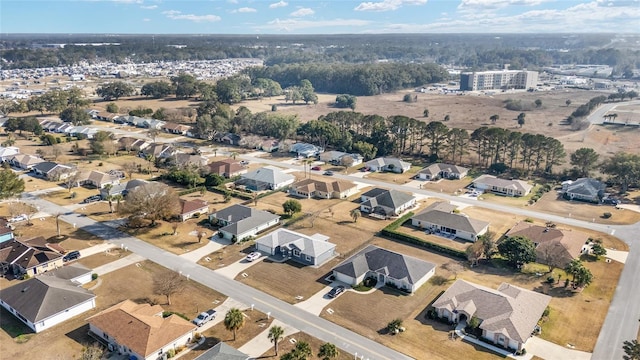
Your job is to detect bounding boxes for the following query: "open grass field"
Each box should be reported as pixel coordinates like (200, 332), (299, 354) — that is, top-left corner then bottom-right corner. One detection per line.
(120, 217), (213, 255)
(197, 241), (253, 270)
(533, 190), (640, 225)
(0, 261), (224, 360)
(6, 216), (104, 253)
(77, 248), (131, 269)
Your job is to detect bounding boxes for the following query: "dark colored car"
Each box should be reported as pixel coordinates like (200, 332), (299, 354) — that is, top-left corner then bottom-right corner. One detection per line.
(63, 250), (81, 262)
(327, 285), (346, 298)
(81, 195), (101, 204)
(323, 170), (334, 176)
(311, 166), (321, 171)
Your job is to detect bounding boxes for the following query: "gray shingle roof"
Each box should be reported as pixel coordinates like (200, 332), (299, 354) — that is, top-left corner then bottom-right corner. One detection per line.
(473, 174), (533, 193)
(417, 163), (469, 177)
(195, 342), (249, 360)
(0, 276), (95, 323)
(211, 205), (280, 237)
(564, 178), (606, 197)
(361, 189), (415, 215)
(411, 201), (489, 234)
(256, 229), (335, 258)
(46, 263), (91, 281)
(333, 245), (435, 285)
(241, 166), (294, 186)
(365, 157), (411, 170)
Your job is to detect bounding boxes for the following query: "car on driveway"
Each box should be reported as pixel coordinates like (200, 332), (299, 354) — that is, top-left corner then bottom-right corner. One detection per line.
(327, 285), (346, 298)
(323, 170), (334, 176)
(81, 195), (101, 204)
(63, 250), (81, 262)
(192, 309), (216, 327)
(311, 166), (321, 171)
(246, 252), (261, 262)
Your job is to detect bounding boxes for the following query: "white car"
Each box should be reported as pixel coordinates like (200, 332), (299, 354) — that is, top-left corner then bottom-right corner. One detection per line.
(8, 214), (27, 223)
(246, 252), (261, 262)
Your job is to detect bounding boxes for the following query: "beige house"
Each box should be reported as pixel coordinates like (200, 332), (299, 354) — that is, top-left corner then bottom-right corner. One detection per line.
(179, 199), (209, 222)
(88, 300), (196, 360)
(0, 237), (64, 277)
(207, 159), (247, 178)
(81, 170), (121, 189)
(289, 178), (358, 199)
(433, 279), (550, 352)
(472, 175), (532, 197)
(411, 202), (489, 242)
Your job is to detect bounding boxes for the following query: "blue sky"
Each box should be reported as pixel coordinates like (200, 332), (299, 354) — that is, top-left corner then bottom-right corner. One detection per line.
(1, 0), (639, 34)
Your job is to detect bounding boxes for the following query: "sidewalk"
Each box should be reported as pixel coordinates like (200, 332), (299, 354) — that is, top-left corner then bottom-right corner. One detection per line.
(238, 319), (299, 358)
(606, 249), (628, 263)
(92, 253), (146, 276)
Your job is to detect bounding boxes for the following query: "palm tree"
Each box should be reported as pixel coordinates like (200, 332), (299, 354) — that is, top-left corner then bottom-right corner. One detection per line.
(318, 343), (339, 360)
(112, 194), (123, 212)
(292, 341), (312, 359)
(350, 209), (361, 223)
(55, 213), (63, 238)
(224, 308), (245, 341)
(267, 325), (285, 356)
(387, 318), (403, 334)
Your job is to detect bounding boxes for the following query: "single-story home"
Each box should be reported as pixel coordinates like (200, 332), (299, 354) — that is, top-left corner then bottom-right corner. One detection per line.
(213, 132), (242, 146)
(117, 136), (150, 152)
(416, 163), (469, 181)
(411, 201), (489, 242)
(360, 188), (416, 219)
(209, 204), (280, 241)
(432, 279), (551, 352)
(0, 146), (19, 162)
(237, 166), (295, 191)
(207, 159), (247, 178)
(48, 263), (93, 285)
(162, 122), (192, 135)
(80, 170), (121, 189)
(8, 154), (44, 170)
(255, 228), (336, 267)
(289, 178), (358, 200)
(88, 299), (196, 360)
(0, 237), (64, 277)
(505, 221), (589, 268)
(31, 161), (76, 181)
(561, 178), (606, 203)
(472, 175), (532, 197)
(364, 157), (411, 173)
(258, 139), (279, 152)
(140, 143), (180, 159)
(0, 274), (96, 333)
(99, 179), (148, 199)
(171, 153), (209, 168)
(290, 142), (323, 158)
(0, 218), (15, 244)
(332, 245), (436, 293)
(179, 199), (209, 222)
(194, 342), (250, 360)
(319, 151), (363, 167)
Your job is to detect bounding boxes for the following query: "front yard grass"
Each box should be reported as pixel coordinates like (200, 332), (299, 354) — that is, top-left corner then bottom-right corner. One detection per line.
(120, 218), (213, 255)
(10, 217), (104, 253)
(77, 248), (131, 269)
(261, 332), (354, 360)
(364, 165), (423, 185)
(533, 191), (640, 225)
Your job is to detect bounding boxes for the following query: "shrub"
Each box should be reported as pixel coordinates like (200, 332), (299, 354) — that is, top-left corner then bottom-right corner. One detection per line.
(271, 104), (277, 111)
(194, 332), (202, 341)
(430, 275), (448, 286)
(546, 276), (555, 284)
(602, 212), (612, 219)
(524, 218), (534, 223)
(167, 349), (176, 358)
(162, 311), (190, 321)
(70, 192), (77, 199)
(542, 306), (551, 317)
(91, 273), (98, 281)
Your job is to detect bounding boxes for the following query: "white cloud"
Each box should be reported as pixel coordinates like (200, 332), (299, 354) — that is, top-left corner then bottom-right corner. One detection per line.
(354, 0), (427, 12)
(162, 10), (221, 22)
(227, 0), (239, 3)
(258, 18), (371, 31)
(143, 18), (151, 21)
(269, 1), (289, 9)
(140, 5), (157, 9)
(236, 7), (257, 13)
(290, 8), (314, 17)
(458, 0), (549, 10)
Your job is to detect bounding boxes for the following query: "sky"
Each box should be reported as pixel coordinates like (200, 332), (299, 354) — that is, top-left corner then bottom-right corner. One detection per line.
(1, 0), (639, 34)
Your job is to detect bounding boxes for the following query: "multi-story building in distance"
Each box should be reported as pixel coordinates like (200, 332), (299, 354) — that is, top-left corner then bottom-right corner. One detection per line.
(460, 70), (538, 91)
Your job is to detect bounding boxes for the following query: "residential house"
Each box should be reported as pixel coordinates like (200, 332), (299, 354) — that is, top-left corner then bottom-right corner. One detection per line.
(209, 204), (280, 241)
(257, 139), (279, 152)
(332, 245), (436, 293)
(289, 178), (358, 200)
(162, 122), (192, 135)
(146, 119), (166, 130)
(364, 157), (411, 173)
(472, 175), (532, 197)
(31, 161), (76, 181)
(290, 142), (323, 158)
(0, 146), (19, 162)
(94, 111), (116, 122)
(140, 143), (180, 159)
(359, 188), (416, 219)
(416, 163), (469, 181)
(505, 221), (589, 268)
(0, 219), (14, 244)
(432, 279), (551, 352)
(47, 263), (93, 285)
(207, 159), (247, 178)
(213, 132), (241, 146)
(118, 136), (150, 152)
(561, 178), (606, 203)
(8, 154), (44, 170)
(69, 126), (99, 139)
(99, 179), (148, 199)
(170, 153), (209, 169)
(80, 170), (121, 189)
(87, 300), (196, 360)
(0, 275), (96, 333)
(179, 199), (209, 222)
(0, 237), (64, 277)
(411, 201), (489, 242)
(194, 342), (249, 360)
(319, 151), (363, 167)
(238, 166), (295, 191)
(255, 229), (336, 267)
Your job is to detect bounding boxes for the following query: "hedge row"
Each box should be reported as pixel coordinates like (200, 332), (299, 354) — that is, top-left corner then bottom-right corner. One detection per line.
(381, 212), (468, 260)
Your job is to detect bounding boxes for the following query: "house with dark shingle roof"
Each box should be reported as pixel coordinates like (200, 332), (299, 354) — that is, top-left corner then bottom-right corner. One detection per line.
(289, 178), (358, 200)
(332, 245), (436, 293)
(255, 229), (336, 267)
(0, 275), (96, 333)
(207, 159), (247, 178)
(194, 342), (250, 360)
(359, 188), (416, 219)
(417, 163), (469, 181)
(561, 178), (606, 203)
(31, 161), (76, 181)
(411, 201), (489, 242)
(0, 237), (64, 277)
(364, 157), (411, 173)
(209, 205), (280, 241)
(87, 300), (196, 360)
(432, 279), (551, 352)
(179, 199), (209, 222)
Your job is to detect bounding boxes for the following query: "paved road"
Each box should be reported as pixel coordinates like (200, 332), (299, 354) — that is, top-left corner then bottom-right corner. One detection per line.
(238, 154), (640, 360)
(21, 195), (412, 360)
(586, 100), (640, 125)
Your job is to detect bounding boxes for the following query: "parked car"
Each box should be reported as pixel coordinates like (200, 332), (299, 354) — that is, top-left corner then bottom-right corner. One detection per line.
(246, 252), (261, 262)
(7, 214), (28, 223)
(81, 195), (101, 204)
(603, 198), (619, 205)
(311, 166), (321, 171)
(240, 160), (249, 166)
(323, 170), (334, 176)
(192, 309), (216, 327)
(63, 250), (81, 262)
(327, 285), (346, 298)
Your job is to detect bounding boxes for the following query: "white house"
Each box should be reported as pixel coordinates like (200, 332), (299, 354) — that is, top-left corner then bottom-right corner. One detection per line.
(238, 166), (295, 191)
(209, 205), (281, 241)
(359, 188), (416, 218)
(410, 202), (489, 242)
(416, 163), (469, 181)
(0, 146), (19, 162)
(364, 157), (411, 173)
(472, 175), (532, 197)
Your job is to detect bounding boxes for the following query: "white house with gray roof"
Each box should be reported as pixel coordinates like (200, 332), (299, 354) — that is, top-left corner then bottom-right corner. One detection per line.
(417, 163), (469, 181)
(209, 205), (280, 241)
(0, 275), (96, 333)
(432, 279), (551, 352)
(194, 342), (249, 360)
(360, 188), (416, 218)
(332, 245), (436, 293)
(365, 157), (411, 173)
(561, 178), (606, 203)
(411, 201), (489, 242)
(255, 228), (336, 267)
(472, 174), (532, 197)
(238, 166), (295, 191)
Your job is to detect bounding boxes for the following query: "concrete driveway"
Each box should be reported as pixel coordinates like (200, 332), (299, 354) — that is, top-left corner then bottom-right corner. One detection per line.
(294, 284), (339, 316)
(214, 254), (266, 279)
(179, 236), (229, 263)
(526, 336), (592, 360)
(239, 319), (299, 358)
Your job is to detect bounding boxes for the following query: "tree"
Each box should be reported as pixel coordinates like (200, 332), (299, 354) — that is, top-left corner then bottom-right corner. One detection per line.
(423, 108), (429, 118)
(387, 318), (403, 334)
(601, 152), (640, 193)
(80, 343), (105, 360)
(623, 340), (640, 360)
(574, 265), (593, 288)
(291, 341), (312, 360)
(224, 308), (245, 341)
(153, 272), (184, 305)
(535, 99), (542, 108)
(497, 236), (537, 268)
(119, 183), (180, 226)
(60, 107), (91, 125)
(282, 199), (302, 216)
(570, 148), (600, 177)
(106, 102), (119, 113)
(96, 81), (135, 100)
(171, 74), (199, 99)
(318, 343), (339, 360)
(141, 81), (174, 98)
(564, 258), (583, 283)
(566, 99), (572, 107)
(444, 114), (450, 122)
(268, 325), (285, 356)
(517, 113), (526, 127)
(122, 161), (138, 179)
(591, 242), (607, 259)
(0, 167), (25, 199)
(350, 208), (361, 223)
(197, 230), (207, 243)
(490, 114), (499, 124)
